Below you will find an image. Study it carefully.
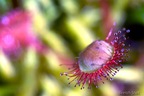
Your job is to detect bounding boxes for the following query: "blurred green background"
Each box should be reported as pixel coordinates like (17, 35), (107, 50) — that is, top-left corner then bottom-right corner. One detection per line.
(0, 0), (144, 96)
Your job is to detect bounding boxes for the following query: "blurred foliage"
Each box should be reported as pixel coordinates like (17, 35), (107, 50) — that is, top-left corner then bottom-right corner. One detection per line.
(0, 0), (144, 96)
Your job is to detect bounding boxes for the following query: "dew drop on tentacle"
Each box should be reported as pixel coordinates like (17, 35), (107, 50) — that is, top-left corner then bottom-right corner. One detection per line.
(110, 27), (130, 46)
(126, 29), (130, 33)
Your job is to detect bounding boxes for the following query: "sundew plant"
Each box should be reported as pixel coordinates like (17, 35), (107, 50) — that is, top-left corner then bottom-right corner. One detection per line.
(0, 0), (144, 96)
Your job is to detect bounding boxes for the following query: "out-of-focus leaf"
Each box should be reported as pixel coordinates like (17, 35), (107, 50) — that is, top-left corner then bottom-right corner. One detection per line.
(138, 70), (144, 96)
(112, 0), (130, 24)
(63, 87), (91, 96)
(79, 8), (101, 27)
(130, 6), (144, 24)
(45, 50), (61, 71)
(17, 47), (38, 96)
(139, 82), (144, 96)
(65, 17), (96, 50)
(38, 0), (59, 25)
(39, 30), (73, 56)
(0, 0), (11, 13)
(60, 0), (79, 14)
(40, 75), (62, 96)
(24, 1), (72, 55)
(115, 66), (143, 83)
(0, 85), (17, 96)
(23, 0), (48, 29)
(100, 82), (118, 96)
(0, 51), (15, 79)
